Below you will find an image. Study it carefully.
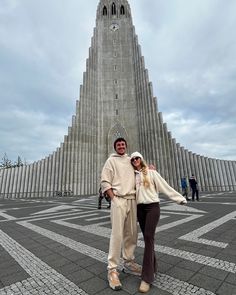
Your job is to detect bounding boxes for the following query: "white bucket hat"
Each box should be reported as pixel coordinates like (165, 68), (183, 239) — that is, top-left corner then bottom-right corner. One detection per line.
(130, 151), (143, 161)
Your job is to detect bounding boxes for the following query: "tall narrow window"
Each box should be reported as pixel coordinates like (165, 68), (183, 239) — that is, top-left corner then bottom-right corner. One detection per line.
(103, 6), (107, 15)
(120, 5), (125, 15)
(111, 3), (116, 15)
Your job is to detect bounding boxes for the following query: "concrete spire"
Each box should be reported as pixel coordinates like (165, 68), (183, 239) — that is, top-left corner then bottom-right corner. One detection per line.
(0, 1), (236, 198)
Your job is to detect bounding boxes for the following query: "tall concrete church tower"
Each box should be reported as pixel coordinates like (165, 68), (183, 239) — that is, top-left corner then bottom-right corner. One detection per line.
(1, 0), (236, 198)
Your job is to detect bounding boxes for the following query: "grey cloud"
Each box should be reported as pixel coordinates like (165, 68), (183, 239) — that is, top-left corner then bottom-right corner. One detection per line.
(163, 112), (236, 160)
(0, 107), (70, 162)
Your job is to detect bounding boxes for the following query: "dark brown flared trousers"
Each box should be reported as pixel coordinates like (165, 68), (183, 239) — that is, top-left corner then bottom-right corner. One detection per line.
(137, 202), (160, 284)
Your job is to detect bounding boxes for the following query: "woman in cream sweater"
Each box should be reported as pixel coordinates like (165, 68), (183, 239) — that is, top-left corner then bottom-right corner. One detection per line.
(130, 152), (187, 293)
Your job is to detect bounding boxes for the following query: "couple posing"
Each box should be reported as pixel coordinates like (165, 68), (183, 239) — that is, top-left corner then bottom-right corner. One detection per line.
(101, 137), (187, 293)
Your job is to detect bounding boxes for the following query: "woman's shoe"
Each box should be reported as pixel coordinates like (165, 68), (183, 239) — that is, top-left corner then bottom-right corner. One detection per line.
(139, 280), (150, 293)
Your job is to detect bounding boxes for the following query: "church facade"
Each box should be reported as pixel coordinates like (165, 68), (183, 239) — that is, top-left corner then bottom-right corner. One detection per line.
(1, 0), (236, 198)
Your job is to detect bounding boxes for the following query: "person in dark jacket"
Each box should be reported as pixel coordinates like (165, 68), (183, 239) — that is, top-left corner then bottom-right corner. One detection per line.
(181, 177), (190, 200)
(98, 187), (111, 209)
(189, 174), (199, 201)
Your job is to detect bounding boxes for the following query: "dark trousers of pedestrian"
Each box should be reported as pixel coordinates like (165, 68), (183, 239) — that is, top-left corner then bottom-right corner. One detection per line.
(98, 195), (111, 209)
(191, 188), (199, 201)
(137, 202), (160, 284)
(182, 188), (189, 199)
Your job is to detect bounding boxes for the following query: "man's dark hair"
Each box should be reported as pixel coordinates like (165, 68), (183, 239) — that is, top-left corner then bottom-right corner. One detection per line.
(113, 137), (127, 150)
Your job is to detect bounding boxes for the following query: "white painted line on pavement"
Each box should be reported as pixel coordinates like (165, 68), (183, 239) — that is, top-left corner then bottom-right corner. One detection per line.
(17, 221), (216, 295)
(179, 211), (236, 248)
(0, 229), (88, 295)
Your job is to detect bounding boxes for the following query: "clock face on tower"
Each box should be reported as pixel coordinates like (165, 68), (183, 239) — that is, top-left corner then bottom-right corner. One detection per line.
(110, 23), (119, 31)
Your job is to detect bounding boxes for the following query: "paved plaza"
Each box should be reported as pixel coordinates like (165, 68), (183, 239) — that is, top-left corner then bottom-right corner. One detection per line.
(0, 192), (236, 295)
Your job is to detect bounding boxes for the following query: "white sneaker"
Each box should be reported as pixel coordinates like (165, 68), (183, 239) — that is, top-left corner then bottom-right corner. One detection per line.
(123, 260), (142, 276)
(108, 269), (122, 290)
(139, 280), (150, 293)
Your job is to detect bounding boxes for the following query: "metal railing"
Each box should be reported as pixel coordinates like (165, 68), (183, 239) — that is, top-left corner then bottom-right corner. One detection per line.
(0, 190), (74, 199)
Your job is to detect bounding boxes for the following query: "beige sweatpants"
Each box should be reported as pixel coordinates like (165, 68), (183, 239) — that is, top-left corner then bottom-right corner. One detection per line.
(107, 197), (138, 270)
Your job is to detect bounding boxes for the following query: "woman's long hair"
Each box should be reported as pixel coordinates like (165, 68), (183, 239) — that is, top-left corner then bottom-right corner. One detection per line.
(132, 159), (150, 188)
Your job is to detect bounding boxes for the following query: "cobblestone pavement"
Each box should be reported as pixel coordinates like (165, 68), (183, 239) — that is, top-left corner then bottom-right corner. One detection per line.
(0, 192), (236, 295)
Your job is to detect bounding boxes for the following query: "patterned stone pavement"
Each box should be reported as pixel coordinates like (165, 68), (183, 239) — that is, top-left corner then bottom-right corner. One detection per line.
(0, 192), (236, 295)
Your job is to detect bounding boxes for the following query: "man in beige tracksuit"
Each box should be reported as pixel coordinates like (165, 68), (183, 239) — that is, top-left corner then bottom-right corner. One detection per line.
(101, 137), (141, 291)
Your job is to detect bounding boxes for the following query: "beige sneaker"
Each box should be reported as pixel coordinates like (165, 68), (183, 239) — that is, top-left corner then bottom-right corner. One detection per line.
(108, 269), (122, 290)
(139, 280), (150, 293)
(123, 260), (142, 276)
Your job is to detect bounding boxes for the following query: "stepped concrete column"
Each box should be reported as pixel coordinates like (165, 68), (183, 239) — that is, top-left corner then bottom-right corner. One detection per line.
(167, 131), (176, 187)
(177, 145), (184, 183)
(216, 160), (224, 191)
(209, 158), (216, 191)
(221, 160), (228, 190)
(27, 164), (33, 197)
(196, 155), (203, 191)
(189, 151), (195, 175)
(11, 167), (18, 197)
(193, 153), (201, 188)
(156, 112), (165, 175)
(8, 167), (15, 198)
(212, 159), (220, 191)
(15, 166), (22, 198)
(205, 158), (213, 191)
(22, 165), (29, 198)
(172, 139), (181, 191)
(225, 161), (233, 190)
(0, 169), (7, 197)
(228, 161), (236, 190)
(185, 150), (191, 180)
(58, 145), (64, 194)
(200, 157), (208, 191)
(39, 160), (44, 197)
(180, 147), (187, 177)
(35, 162), (41, 197)
(199, 156), (206, 191)
(163, 123), (171, 184)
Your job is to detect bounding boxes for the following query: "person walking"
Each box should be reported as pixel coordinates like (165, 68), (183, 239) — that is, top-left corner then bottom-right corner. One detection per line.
(130, 152), (187, 293)
(101, 138), (141, 291)
(189, 174), (199, 201)
(98, 187), (111, 209)
(181, 177), (190, 200)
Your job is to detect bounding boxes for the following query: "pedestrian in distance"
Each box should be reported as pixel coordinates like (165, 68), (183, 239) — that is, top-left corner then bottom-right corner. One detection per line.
(130, 152), (187, 293)
(181, 177), (190, 200)
(189, 174), (199, 201)
(101, 138), (142, 291)
(98, 187), (111, 209)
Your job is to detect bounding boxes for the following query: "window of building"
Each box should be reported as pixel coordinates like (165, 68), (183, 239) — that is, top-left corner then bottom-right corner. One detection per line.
(115, 94), (118, 99)
(120, 5), (125, 15)
(111, 3), (116, 15)
(103, 6), (107, 15)
(116, 109), (118, 115)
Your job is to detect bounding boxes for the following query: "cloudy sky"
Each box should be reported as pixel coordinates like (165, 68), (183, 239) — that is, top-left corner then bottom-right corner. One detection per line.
(0, 0), (236, 164)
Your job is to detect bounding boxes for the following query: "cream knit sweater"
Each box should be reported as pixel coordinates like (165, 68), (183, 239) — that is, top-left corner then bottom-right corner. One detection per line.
(135, 169), (187, 205)
(101, 153), (136, 198)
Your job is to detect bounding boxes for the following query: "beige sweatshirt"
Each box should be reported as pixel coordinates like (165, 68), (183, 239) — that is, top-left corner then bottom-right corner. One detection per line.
(135, 169), (187, 205)
(101, 153), (136, 198)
